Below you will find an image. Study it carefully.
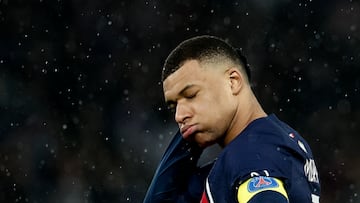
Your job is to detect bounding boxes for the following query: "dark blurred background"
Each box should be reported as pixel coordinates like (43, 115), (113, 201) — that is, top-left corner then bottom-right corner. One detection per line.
(0, 0), (359, 202)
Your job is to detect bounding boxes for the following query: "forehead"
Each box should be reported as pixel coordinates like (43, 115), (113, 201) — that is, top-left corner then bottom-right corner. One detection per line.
(163, 60), (204, 94)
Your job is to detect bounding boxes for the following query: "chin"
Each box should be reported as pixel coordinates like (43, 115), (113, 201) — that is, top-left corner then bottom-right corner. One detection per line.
(196, 139), (216, 148)
(194, 132), (218, 148)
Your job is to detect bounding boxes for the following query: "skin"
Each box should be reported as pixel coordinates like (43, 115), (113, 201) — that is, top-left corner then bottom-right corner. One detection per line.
(163, 59), (267, 148)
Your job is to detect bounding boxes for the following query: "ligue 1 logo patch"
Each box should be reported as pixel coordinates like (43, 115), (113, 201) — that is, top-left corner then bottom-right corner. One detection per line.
(247, 176), (279, 192)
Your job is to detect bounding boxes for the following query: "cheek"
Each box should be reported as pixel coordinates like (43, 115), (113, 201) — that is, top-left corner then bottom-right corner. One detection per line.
(193, 80), (235, 119)
(197, 92), (235, 124)
(213, 95), (237, 125)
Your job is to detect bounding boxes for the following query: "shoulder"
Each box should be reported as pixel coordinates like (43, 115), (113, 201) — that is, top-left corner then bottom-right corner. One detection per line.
(206, 119), (293, 200)
(212, 116), (294, 167)
(217, 116), (294, 173)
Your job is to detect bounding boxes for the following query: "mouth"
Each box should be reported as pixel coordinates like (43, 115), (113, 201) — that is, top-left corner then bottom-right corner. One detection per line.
(180, 124), (196, 140)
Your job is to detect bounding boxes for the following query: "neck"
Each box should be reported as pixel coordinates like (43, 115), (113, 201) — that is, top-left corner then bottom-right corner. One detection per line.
(220, 88), (267, 147)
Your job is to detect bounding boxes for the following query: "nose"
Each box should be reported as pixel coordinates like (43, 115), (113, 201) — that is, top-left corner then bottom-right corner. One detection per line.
(174, 102), (190, 124)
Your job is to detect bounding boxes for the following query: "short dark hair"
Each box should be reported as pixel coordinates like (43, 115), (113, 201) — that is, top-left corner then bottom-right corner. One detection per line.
(162, 35), (251, 82)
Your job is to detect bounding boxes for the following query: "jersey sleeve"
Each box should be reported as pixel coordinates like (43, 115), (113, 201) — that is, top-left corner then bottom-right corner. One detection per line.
(237, 176), (289, 203)
(143, 131), (210, 203)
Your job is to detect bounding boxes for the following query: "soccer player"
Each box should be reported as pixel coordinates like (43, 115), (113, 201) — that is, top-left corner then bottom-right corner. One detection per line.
(144, 35), (320, 203)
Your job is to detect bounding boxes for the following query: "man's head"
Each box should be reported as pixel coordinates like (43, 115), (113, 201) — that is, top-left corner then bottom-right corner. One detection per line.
(162, 35), (251, 83)
(162, 36), (259, 147)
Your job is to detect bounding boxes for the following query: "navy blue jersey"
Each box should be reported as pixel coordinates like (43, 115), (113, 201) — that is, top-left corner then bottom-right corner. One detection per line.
(143, 130), (209, 202)
(144, 114), (320, 203)
(202, 114), (320, 203)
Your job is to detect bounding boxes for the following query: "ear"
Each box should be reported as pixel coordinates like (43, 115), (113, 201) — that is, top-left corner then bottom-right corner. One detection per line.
(228, 68), (243, 95)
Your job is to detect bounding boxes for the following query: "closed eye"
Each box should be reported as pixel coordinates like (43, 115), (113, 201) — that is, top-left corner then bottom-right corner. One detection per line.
(184, 91), (198, 99)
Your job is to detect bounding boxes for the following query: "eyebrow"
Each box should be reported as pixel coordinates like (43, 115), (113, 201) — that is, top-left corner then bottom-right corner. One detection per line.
(165, 84), (196, 105)
(179, 84), (195, 95)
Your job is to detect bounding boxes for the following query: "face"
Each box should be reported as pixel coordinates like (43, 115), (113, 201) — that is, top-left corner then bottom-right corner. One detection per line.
(163, 60), (239, 147)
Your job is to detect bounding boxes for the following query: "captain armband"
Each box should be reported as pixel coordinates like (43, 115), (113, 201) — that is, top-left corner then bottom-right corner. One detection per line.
(237, 176), (289, 203)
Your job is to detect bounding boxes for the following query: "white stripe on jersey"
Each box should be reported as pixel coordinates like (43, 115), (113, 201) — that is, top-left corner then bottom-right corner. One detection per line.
(206, 178), (215, 203)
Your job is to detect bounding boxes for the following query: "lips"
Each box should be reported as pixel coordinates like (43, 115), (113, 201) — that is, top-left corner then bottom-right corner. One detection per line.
(180, 124), (196, 139)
